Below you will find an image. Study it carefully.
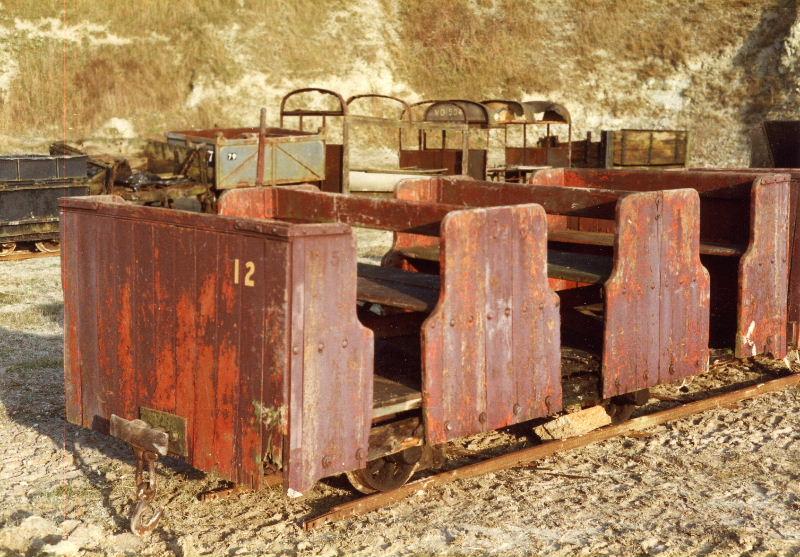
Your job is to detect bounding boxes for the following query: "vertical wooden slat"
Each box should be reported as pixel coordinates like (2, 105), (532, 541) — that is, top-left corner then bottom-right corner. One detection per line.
(152, 224), (177, 413)
(115, 220), (136, 421)
(423, 205), (561, 444)
(173, 224), (197, 460)
(657, 190), (710, 383)
(285, 233), (373, 495)
(193, 230), (219, 473)
(61, 211), (82, 425)
(604, 190), (710, 397)
(603, 193), (661, 397)
(737, 177), (790, 358)
(133, 224), (156, 413)
(77, 214), (101, 428)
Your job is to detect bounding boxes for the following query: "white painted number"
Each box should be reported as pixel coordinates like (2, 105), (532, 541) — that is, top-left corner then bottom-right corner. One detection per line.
(234, 259), (255, 287)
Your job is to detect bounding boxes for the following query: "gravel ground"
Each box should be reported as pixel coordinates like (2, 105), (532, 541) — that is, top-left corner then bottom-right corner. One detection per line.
(2, 255), (800, 557)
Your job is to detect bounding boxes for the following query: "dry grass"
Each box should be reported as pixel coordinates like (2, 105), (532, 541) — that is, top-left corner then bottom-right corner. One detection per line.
(0, 0), (360, 143)
(387, 0), (779, 101)
(0, 0), (796, 164)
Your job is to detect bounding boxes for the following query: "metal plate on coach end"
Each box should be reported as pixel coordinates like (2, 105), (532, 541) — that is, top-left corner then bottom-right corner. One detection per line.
(139, 407), (188, 457)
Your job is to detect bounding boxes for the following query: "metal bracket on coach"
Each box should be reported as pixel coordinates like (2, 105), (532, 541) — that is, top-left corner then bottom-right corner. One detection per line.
(109, 414), (169, 536)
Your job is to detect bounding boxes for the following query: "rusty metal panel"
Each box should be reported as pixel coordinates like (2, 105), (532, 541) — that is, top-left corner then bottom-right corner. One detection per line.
(603, 190), (710, 397)
(0, 154), (86, 182)
(737, 176), (790, 358)
(2, 181), (89, 242)
(422, 204), (561, 444)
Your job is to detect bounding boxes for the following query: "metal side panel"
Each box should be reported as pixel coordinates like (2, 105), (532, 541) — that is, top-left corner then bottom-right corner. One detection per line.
(603, 190), (710, 398)
(422, 204), (561, 444)
(737, 176), (790, 358)
(1, 182), (89, 225)
(216, 139), (326, 189)
(285, 233), (373, 495)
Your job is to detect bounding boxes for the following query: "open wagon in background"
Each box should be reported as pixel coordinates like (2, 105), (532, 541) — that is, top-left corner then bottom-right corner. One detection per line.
(398, 99), (490, 180)
(569, 129), (689, 169)
(346, 94), (451, 193)
(279, 88), (350, 193)
(482, 99), (573, 182)
(61, 178), (718, 533)
(0, 154), (90, 257)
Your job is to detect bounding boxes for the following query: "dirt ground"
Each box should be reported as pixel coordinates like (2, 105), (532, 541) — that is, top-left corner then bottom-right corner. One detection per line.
(2, 253), (800, 557)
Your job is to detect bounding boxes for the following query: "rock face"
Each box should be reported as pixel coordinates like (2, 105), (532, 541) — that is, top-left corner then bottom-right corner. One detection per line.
(2, 1), (800, 164)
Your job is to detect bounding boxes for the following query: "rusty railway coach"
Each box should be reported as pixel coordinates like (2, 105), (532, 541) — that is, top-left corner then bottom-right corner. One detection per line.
(62, 182), (716, 532)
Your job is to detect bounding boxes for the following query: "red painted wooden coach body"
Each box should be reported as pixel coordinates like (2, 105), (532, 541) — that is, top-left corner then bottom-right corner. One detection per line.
(60, 175), (748, 496)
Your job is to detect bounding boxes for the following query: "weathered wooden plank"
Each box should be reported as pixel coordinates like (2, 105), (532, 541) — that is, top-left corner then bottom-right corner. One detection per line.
(737, 176), (790, 358)
(356, 263), (440, 312)
(422, 204), (561, 444)
(396, 244), (613, 285)
(285, 233), (374, 495)
(548, 229), (744, 257)
(603, 190), (710, 397)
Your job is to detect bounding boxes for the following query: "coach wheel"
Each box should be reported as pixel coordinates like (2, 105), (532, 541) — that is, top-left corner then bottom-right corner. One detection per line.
(35, 241), (60, 253)
(345, 446), (422, 494)
(0, 242), (16, 257)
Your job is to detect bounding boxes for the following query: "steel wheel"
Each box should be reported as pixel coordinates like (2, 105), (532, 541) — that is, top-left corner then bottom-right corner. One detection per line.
(0, 242), (16, 257)
(34, 241), (60, 253)
(345, 447), (422, 494)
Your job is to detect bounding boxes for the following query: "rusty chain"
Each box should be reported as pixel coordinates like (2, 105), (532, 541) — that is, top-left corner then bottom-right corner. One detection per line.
(130, 447), (163, 537)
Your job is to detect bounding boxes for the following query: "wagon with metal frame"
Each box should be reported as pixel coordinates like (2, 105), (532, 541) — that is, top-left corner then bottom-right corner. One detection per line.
(0, 154), (89, 257)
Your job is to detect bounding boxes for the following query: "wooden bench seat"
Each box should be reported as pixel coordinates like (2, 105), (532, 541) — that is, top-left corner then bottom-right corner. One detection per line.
(548, 229), (745, 257)
(373, 375), (421, 418)
(357, 263), (440, 312)
(396, 245), (614, 285)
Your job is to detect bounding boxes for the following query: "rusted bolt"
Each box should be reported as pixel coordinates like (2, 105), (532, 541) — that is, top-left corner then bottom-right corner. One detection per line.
(317, 342), (324, 353)
(513, 403), (522, 415)
(355, 449), (364, 461)
(504, 307), (511, 317)
(449, 318), (455, 327)
(544, 396), (552, 412)
(444, 421), (453, 432)
(341, 339), (348, 348)
(292, 346), (299, 355)
(321, 455), (332, 469)
(478, 412), (487, 424)
(468, 315), (474, 324)
(487, 313), (493, 320)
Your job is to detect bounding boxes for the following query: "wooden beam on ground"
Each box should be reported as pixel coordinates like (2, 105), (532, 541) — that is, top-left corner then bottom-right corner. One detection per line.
(304, 373), (800, 529)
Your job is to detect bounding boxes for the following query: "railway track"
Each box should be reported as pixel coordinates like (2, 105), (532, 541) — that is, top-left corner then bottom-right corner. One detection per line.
(304, 372), (800, 528)
(0, 249), (60, 262)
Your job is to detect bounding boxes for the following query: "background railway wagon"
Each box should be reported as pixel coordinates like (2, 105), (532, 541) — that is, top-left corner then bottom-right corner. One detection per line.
(0, 154), (90, 257)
